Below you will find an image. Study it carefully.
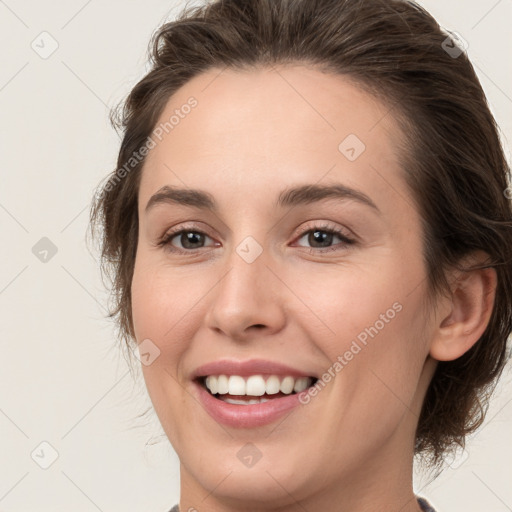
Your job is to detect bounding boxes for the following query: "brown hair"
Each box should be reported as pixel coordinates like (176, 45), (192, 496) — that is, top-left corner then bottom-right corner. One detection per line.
(89, 0), (512, 466)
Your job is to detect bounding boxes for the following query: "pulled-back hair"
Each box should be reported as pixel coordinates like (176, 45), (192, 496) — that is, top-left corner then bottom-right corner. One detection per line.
(89, 0), (512, 466)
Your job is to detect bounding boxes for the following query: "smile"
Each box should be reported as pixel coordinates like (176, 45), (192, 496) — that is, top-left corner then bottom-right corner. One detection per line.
(191, 359), (319, 428)
(201, 374), (315, 404)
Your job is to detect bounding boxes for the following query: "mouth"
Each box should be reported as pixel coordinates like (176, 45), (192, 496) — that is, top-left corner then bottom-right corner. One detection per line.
(191, 359), (321, 427)
(196, 374), (319, 405)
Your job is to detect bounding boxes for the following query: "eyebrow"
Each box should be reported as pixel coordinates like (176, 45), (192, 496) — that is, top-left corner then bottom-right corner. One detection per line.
(145, 183), (379, 214)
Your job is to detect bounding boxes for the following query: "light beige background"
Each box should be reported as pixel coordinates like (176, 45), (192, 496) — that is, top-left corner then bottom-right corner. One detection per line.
(0, 1), (510, 511)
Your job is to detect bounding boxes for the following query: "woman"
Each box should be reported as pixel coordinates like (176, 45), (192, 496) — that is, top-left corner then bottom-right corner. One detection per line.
(89, 0), (512, 510)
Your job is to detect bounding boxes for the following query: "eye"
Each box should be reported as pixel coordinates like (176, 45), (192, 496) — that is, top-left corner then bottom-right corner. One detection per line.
(158, 227), (217, 254)
(157, 221), (356, 255)
(293, 223), (356, 252)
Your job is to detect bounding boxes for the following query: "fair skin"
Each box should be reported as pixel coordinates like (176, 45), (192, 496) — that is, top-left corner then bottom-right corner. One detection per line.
(130, 65), (496, 512)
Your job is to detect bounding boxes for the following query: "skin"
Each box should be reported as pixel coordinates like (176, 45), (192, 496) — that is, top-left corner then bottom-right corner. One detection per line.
(130, 65), (496, 512)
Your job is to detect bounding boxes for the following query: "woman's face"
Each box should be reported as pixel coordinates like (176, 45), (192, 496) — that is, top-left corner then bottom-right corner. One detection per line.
(132, 65), (438, 508)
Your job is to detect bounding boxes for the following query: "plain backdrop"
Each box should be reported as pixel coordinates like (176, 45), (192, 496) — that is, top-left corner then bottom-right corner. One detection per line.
(0, 1), (511, 511)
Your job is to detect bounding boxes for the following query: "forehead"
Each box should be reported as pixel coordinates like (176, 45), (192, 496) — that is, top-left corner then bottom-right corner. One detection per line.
(139, 65), (409, 217)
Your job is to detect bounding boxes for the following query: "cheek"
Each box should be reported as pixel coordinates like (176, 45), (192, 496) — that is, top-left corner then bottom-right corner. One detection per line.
(286, 257), (418, 355)
(130, 258), (207, 439)
(290, 256), (429, 414)
(131, 257), (208, 346)
(336, 289), (429, 433)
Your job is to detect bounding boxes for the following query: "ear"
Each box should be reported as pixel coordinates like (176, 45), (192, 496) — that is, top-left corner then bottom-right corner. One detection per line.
(429, 252), (497, 362)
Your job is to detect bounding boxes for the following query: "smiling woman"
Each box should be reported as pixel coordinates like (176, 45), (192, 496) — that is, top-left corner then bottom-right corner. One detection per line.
(89, 0), (512, 511)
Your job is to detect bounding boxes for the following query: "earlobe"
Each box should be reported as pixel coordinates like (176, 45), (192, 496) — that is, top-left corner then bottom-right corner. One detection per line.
(429, 257), (497, 362)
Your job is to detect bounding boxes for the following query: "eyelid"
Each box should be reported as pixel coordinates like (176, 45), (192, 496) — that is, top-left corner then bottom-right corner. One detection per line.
(293, 220), (355, 242)
(289, 221), (357, 255)
(158, 220), (357, 255)
(158, 222), (216, 249)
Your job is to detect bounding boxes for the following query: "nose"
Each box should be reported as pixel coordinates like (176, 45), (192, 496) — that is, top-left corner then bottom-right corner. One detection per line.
(204, 246), (287, 342)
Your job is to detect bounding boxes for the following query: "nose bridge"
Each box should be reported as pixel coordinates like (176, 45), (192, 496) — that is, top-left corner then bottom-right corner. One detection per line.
(205, 236), (286, 338)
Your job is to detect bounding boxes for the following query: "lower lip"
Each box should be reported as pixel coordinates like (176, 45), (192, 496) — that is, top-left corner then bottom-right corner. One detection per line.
(194, 380), (307, 428)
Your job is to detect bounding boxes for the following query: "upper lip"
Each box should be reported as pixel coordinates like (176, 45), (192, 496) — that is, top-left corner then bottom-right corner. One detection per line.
(191, 358), (317, 380)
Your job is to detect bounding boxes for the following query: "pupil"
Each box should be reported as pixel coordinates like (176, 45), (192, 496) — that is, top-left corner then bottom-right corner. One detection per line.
(310, 230), (332, 247)
(182, 232), (204, 249)
(180, 230), (333, 250)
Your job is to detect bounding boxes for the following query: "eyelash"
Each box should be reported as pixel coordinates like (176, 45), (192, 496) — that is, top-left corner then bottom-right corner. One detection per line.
(157, 222), (356, 256)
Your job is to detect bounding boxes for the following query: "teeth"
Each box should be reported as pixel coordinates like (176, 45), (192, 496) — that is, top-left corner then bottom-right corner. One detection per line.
(203, 374), (314, 396)
(221, 397), (271, 405)
(227, 375), (245, 395)
(265, 375), (281, 395)
(246, 375), (266, 396)
(280, 376), (295, 394)
(293, 377), (310, 393)
(217, 374), (229, 394)
(205, 376), (218, 394)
